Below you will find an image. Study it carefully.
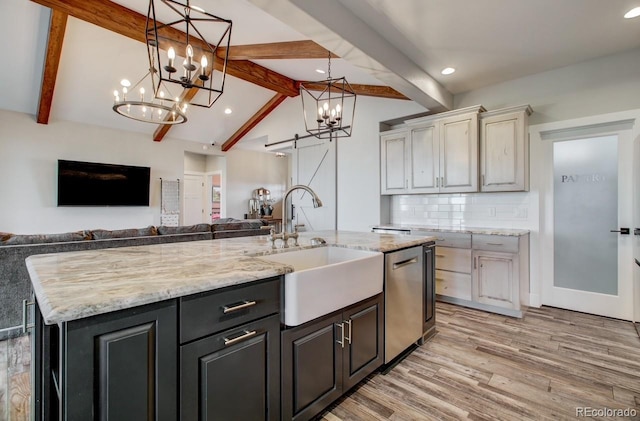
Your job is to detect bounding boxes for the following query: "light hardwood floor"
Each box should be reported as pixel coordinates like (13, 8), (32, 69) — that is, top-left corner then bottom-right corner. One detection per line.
(319, 302), (640, 421)
(0, 335), (30, 421)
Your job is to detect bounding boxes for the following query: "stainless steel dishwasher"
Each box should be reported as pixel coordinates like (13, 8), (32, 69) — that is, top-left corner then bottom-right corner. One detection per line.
(384, 245), (424, 363)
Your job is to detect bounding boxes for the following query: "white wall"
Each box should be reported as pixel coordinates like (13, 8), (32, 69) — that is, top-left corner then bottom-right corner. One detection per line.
(184, 151), (207, 173)
(0, 109), (288, 234)
(455, 48), (640, 125)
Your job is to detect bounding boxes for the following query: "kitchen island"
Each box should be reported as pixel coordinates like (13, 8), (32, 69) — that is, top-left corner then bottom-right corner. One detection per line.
(27, 230), (435, 421)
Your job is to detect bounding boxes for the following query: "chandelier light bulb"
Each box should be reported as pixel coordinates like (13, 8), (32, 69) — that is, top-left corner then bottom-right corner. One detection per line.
(186, 44), (193, 58)
(323, 102), (329, 111)
(113, 90), (119, 98)
(165, 47), (176, 73)
(139, 87), (145, 101)
(201, 56), (208, 74)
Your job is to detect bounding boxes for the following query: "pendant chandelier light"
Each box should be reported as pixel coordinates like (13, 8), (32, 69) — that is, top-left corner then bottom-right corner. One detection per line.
(146, 0), (232, 109)
(299, 52), (356, 139)
(112, 64), (188, 124)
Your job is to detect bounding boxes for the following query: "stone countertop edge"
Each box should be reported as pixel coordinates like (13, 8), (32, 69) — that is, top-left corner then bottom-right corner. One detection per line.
(373, 224), (530, 236)
(26, 230), (435, 325)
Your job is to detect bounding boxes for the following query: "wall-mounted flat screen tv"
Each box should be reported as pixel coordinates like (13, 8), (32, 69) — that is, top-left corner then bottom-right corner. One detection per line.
(57, 160), (150, 206)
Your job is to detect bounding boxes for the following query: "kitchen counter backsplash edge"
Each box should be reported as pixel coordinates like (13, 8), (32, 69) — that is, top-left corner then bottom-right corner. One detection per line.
(373, 224), (530, 236)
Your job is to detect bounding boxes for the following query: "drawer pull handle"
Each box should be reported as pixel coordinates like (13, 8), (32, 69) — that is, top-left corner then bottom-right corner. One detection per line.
(393, 257), (419, 270)
(486, 242), (503, 246)
(224, 329), (257, 346)
(435, 254), (445, 258)
(222, 300), (257, 314)
(336, 322), (345, 348)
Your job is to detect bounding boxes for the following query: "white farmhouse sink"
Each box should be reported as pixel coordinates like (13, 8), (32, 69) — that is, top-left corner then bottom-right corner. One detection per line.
(259, 247), (383, 326)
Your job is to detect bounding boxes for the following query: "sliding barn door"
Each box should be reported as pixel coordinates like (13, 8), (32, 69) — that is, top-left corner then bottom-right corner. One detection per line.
(290, 138), (336, 231)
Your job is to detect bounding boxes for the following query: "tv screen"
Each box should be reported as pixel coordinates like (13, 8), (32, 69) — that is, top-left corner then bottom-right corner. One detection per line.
(57, 160), (150, 206)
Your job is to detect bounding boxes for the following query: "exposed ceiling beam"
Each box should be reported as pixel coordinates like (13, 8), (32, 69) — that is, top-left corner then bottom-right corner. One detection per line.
(300, 82), (408, 100)
(221, 93), (288, 151)
(221, 40), (338, 60)
(37, 9), (68, 124)
(30, 0), (299, 97)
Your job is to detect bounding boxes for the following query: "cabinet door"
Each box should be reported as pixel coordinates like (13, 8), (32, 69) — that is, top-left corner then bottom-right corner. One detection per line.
(342, 295), (384, 390)
(64, 300), (178, 421)
(409, 125), (439, 193)
(282, 313), (344, 421)
(480, 110), (528, 192)
(181, 314), (280, 421)
(439, 113), (479, 193)
(380, 130), (408, 194)
(473, 251), (520, 310)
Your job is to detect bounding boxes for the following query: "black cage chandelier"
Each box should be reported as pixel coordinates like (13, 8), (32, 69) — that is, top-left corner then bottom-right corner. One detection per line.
(146, 0), (232, 108)
(299, 53), (356, 139)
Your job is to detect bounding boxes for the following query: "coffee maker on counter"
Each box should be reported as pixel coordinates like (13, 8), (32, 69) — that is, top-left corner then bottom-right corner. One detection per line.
(248, 187), (273, 219)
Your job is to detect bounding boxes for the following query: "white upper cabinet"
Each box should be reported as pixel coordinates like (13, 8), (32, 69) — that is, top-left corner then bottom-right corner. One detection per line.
(380, 129), (408, 194)
(438, 112), (480, 193)
(409, 123), (439, 193)
(480, 105), (532, 192)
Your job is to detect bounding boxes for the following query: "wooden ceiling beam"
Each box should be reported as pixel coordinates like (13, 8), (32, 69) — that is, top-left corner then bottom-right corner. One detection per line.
(220, 40), (338, 60)
(301, 82), (408, 100)
(30, 0), (299, 97)
(221, 93), (288, 151)
(37, 9), (68, 124)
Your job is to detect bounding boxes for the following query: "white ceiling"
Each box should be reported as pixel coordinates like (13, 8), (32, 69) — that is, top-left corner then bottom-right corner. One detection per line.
(2, 0), (640, 150)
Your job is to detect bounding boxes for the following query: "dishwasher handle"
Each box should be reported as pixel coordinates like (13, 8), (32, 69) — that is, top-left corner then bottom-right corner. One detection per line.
(392, 257), (419, 270)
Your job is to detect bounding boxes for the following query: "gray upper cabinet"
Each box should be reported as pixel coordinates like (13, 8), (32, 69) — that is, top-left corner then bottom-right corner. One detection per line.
(380, 128), (408, 194)
(381, 105), (484, 195)
(480, 105), (532, 192)
(438, 111), (480, 193)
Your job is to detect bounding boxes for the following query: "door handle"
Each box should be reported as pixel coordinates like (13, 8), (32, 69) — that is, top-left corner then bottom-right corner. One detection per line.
(610, 228), (630, 235)
(344, 319), (352, 345)
(336, 322), (345, 348)
(223, 330), (257, 346)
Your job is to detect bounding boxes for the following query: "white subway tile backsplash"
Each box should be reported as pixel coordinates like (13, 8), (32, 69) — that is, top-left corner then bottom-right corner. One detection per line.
(390, 192), (533, 228)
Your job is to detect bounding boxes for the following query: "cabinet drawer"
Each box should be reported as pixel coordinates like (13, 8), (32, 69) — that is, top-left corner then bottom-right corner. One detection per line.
(435, 247), (471, 274)
(180, 278), (280, 343)
(435, 270), (471, 300)
(418, 231), (471, 248)
(472, 235), (519, 253)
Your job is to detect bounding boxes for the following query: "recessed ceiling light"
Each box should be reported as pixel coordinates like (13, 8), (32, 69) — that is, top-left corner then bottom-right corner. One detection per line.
(441, 67), (456, 75)
(224, 108), (232, 114)
(315, 69), (325, 74)
(624, 7), (640, 18)
(120, 79), (131, 87)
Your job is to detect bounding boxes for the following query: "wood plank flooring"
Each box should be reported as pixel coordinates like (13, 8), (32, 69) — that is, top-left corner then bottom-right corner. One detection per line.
(0, 336), (31, 421)
(319, 303), (640, 421)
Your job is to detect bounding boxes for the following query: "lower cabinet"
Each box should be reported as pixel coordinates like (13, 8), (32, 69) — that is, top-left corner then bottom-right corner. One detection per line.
(62, 300), (178, 421)
(34, 277), (282, 421)
(473, 250), (519, 310)
(281, 294), (384, 421)
(181, 314), (280, 421)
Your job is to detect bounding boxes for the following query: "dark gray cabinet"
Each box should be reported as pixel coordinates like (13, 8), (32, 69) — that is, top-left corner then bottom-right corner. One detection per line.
(34, 299), (178, 421)
(423, 245), (436, 339)
(282, 294), (384, 421)
(34, 277), (281, 421)
(180, 313), (280, 421)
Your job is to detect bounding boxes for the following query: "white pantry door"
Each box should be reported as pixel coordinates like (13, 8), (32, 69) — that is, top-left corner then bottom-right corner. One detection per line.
(290, 137), (336, 231)
(533, 114), (638, 320)
(183, 174), (205, 225)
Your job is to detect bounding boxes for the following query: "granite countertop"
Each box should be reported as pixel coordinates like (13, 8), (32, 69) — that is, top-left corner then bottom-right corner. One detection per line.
(373, 224), (530, 237)
(27, 230), (434, 325)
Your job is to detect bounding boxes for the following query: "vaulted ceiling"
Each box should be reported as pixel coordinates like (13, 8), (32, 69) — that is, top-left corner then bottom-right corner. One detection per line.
(3, 0), (640, 151)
